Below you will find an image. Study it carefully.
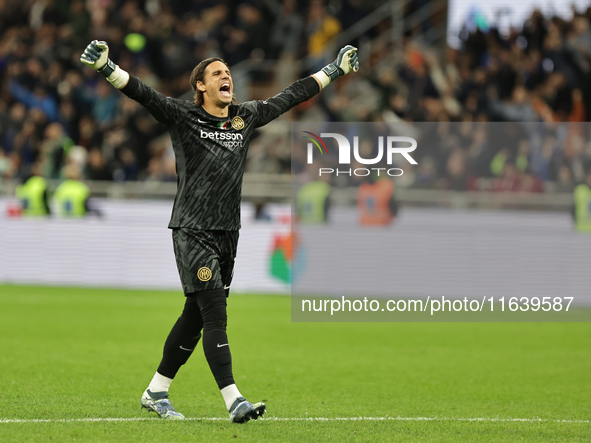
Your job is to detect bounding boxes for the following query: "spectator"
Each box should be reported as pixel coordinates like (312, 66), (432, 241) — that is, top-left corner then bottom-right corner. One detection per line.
(92, 81), (120, 128)
(357, 176), (398, 226)
(297, 179), (331, 224)
(9, 82), (59, 122)
(2, 103), (27, 154)
(0, 148), (16, 182)
(53, 163), (102, 217)
(269, 0), (303, 59)
(492, 162), (522, 193)
(39, 122), (74, 179)
(443, 148), (474, 191)
(554, 165), (574, 193)
(519, 168), (544, 193)
(573, 165), (591, 232)
(15, 161), (50, 217)
(86, 147), (112, 181)
(306, 0), (342, 71)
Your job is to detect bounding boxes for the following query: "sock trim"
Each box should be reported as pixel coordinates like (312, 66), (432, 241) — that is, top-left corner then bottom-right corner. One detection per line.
(221, 384), (243, 411)
(147, 371), (173, 393)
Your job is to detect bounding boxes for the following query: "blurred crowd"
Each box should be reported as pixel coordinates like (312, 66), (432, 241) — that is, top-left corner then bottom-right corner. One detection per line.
(1, 0), (591, 194)
(0, 0), (380, 184)
(319, 5), (591, 192)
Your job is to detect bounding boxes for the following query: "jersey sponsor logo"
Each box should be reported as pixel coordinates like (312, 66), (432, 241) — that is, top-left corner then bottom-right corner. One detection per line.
(200, 129), (243, 141)
(197, 266), (212, 281)
(231, 116), (245, 130)
(222, 140), (243, 150)
(200, 129), (244, 150)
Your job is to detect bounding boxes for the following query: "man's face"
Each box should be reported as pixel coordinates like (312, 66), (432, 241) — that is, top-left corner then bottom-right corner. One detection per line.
(197, 61), (233, 108)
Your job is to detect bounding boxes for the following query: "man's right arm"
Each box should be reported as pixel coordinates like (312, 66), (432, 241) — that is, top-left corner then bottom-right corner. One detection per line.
(80, 40), (182, 126)
(119, 75), (184, 126)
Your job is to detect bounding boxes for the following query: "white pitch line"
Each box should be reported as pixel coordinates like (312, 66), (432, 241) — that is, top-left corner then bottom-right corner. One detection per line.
(0, 417), (589, 424)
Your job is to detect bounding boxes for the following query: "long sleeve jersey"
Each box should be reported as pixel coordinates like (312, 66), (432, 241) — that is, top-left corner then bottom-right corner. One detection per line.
(120, 75), (319, 230)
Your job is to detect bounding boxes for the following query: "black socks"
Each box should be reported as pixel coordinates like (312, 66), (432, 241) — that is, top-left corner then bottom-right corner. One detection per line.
(157, 289), (235, 389)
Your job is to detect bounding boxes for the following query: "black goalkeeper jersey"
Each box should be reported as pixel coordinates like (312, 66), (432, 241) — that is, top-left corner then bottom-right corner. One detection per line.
(120, 75), (319, 230)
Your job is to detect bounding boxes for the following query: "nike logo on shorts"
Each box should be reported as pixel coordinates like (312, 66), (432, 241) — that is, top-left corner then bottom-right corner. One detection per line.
(217, 343), (229, 348)
(179, 345), (195, 351)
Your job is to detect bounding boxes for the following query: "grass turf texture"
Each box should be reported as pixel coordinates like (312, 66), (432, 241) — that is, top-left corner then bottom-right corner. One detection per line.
(0, 285), (589, 442)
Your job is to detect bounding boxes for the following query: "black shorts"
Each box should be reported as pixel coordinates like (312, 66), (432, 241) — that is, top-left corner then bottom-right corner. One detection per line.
(172, 228), (239, 295)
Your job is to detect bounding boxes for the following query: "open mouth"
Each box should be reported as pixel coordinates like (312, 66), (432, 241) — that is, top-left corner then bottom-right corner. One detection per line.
(220, 83), (231, 98)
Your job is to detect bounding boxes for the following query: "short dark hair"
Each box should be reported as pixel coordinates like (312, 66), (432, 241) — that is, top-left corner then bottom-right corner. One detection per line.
(189, 57), (229, 106)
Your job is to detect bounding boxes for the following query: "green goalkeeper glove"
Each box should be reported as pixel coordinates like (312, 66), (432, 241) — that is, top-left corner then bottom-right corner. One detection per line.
(80, 40), (129, 89)
(80, 40), (113, 75)
(313, 45), (359, 88)
(323, 45), (359, 79)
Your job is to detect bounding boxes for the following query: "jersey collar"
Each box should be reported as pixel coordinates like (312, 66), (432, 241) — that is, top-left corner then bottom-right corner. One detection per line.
(197, 105), (235, 121)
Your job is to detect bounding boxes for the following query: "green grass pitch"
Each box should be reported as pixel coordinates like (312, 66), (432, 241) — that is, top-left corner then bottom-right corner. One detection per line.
(1, 285), (589, 441)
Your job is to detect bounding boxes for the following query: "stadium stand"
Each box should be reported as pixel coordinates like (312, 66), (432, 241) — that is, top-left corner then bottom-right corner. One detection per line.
(0, 0), (590, 196)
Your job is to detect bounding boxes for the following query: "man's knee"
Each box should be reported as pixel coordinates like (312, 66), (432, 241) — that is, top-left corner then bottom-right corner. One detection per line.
(195, 288), (227, 329)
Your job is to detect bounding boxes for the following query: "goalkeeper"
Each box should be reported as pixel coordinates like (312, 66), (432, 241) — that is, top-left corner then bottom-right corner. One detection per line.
(81, 40), (358, 423)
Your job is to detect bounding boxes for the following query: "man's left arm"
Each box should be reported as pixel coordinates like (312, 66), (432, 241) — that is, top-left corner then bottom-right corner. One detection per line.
(252, 46), (359, 128)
